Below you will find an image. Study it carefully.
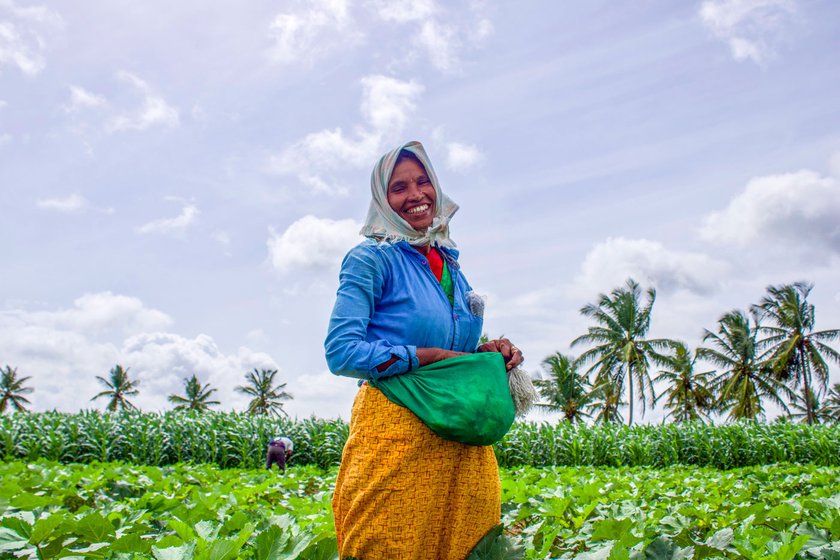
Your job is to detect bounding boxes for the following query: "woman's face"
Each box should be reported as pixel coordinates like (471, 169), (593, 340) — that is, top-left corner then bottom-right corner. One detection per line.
(387, 158), (436, 232)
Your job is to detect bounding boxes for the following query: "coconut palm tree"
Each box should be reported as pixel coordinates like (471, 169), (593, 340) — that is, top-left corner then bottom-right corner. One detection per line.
(236, 368), (293, 417)
(787, 388), (831, 424)
(751, 281), (840, 425)
(168, 374), (220, 412)
(822, 383), (840, 423)
(587, 378), (625, 424)
(654, 343), (715, 423)
(533, 353), (594, 423)
(698, 310), (792, 421)
(0, 365), (33, 413)
(92, 364), (139, 412)
(571, 278), (675, 425)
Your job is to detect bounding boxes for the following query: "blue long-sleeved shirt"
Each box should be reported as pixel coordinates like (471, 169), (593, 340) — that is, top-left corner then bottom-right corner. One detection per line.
(324, 239), (484, 380)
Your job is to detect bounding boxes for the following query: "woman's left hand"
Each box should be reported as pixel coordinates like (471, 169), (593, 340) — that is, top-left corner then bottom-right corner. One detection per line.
(477, 338), (524, 371)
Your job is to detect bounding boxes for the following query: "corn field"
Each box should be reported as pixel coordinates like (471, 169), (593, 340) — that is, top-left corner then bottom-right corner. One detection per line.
(1, 411), (838, 469)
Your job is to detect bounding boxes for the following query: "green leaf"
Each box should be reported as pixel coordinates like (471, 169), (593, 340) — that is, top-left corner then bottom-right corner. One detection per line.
(11, 492), (55, 509)
(75, 512), (115, 543)
(763, 534), (811, 560)
(638, 537), (693, 560)
(194, 521), (220, 541)
(167, 519), (197, 543)
(30, 512), (66, 545)
(592, 518), (635, 542)
(199, 538), (241, 560)
(153, 541), (197, 560)
(254, 526), (291, 560)
(298, 536), (339, 560)
(111, 533), (152, 555)
(0, 527), (30, 552)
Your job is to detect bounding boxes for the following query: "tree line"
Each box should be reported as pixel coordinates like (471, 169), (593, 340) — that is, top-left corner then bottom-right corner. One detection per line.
(0, 365), (293, 417)
(3, 279), (838, 424)
(534, 279), (840, 425)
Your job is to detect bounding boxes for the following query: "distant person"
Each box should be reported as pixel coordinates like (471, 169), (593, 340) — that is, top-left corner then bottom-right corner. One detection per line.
(324, 141), (524, 559)
(265, 436), (293, 473)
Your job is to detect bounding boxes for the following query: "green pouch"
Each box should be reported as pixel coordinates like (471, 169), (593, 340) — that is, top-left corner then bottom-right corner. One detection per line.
(369, 352), (515, 446)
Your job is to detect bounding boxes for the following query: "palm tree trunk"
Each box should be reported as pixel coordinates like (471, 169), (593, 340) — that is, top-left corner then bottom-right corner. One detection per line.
(800, 346), (814, 424)
(628, 370), (634, 426)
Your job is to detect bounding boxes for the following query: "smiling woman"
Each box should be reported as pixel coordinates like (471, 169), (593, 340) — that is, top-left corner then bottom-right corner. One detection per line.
(324, 141), (524, 559)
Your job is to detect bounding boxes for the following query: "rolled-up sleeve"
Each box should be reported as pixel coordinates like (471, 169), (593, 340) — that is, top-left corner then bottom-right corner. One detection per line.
(325, 245), (418, 379)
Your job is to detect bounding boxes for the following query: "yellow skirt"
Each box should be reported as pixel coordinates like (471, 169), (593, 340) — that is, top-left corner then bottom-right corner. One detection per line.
(332, 383), (501, 560)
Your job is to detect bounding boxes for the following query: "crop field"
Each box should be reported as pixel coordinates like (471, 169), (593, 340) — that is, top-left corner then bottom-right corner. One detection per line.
(1, 460), (838, 559)
(4, 412), (840, 470)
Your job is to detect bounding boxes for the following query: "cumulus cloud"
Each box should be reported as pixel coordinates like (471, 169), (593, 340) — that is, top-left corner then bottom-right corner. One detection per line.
(699, 169), (840, 252)
(267, 0), (492, 72)
(267, 0), (362, 65)
(267, 75), (423, 194)
(445, 142), (484, 171)
(137, 200), (199, 235)
(574, 237), (731, 296)
(698, 0), (795, 64)
(36, 193), (88, 213)
(106, 71), (179, 133)
(0, 294), (280, 412)
(64, 85), (106, 112)
(367, 0), (492, 72)
(284, 369), (356, 419)
(267, 215), (362, 274)
(0, 0), (61, 75)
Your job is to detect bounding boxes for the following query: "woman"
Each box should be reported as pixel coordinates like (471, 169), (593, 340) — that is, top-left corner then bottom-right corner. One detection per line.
(325, 140), (523, 559)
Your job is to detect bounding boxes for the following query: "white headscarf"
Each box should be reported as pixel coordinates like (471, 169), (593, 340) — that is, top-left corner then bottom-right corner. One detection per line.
(360, 140), (459, 248)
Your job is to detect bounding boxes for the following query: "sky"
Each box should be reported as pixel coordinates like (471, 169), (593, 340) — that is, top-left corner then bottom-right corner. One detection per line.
(1, 0), (839, 423)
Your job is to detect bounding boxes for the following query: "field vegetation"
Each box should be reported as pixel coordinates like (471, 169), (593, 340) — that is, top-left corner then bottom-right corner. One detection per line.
(2, 411), (838, 470)
(1, 460), (838, 559)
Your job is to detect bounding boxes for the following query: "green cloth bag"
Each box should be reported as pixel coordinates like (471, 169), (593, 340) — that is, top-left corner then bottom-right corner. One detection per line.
(369, 352), (515, 446)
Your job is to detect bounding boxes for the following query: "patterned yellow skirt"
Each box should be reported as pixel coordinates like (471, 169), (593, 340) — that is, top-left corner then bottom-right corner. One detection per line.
(332, 383), (501, 560)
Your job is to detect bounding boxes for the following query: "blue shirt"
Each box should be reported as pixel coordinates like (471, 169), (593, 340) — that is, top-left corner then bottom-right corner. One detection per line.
(325, 239), (484, 380)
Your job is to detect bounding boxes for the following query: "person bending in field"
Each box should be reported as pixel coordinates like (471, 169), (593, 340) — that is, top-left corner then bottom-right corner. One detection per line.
(265, 437), (293, 473)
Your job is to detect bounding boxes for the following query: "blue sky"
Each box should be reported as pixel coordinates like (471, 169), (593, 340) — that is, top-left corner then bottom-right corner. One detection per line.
(1, 0), (839, 421)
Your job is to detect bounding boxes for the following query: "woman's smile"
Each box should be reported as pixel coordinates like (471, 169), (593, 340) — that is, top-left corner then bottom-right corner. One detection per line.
(387, 158), (437, 231)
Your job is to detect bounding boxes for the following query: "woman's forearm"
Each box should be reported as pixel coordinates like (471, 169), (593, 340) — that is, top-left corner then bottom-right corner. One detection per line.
(375, 347), (466, 373)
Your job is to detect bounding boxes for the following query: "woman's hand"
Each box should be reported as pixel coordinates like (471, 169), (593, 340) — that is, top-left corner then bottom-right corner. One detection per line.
(477, 338), (524, 371)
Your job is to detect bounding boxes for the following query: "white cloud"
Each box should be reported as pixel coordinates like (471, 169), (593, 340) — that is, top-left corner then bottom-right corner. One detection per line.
(106, 71), (179, 133)
(267, 215), (361, 273)
(285, 369), (356, 419)
(0, 0), (61, 75)
(0, 294), (280, 412)
(267, 0), (361, 65)
(699, 169), (840, 252)
(574, 237), (731, 296)
(0, 20), (43, 74)
(211, 230), (232, 255)
(367, 0), (491, 71)
(368, 0), (436, 22)
(267, 74), (423, 194)
(445, 142), (483, 171)
(137, 202), (199, 235)
(417, 19), (459, 72)
(2, 292), (172, 340)
(65, 85), (106, 112)
(36, 193), (88, 213)
(698, 0), (795, 64)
